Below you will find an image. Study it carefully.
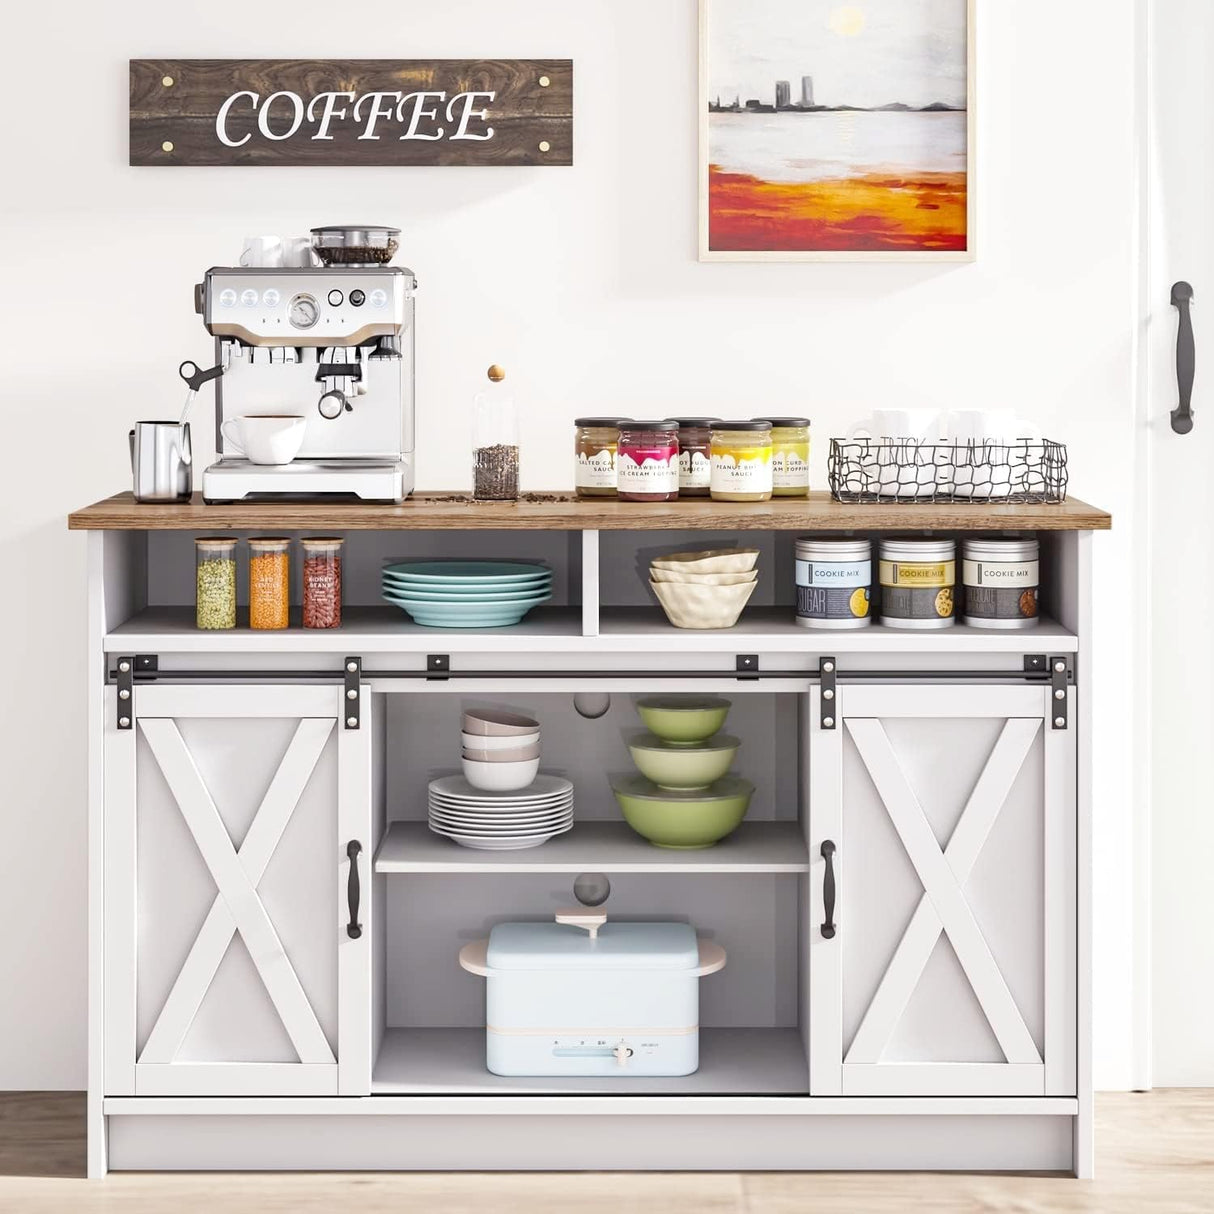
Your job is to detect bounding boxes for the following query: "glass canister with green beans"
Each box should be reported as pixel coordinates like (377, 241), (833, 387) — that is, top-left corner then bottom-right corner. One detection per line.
(195, 538), (237, 630)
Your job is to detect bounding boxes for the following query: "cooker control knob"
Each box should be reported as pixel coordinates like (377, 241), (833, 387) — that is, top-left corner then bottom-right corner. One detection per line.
(613, 1044), (633, 1068)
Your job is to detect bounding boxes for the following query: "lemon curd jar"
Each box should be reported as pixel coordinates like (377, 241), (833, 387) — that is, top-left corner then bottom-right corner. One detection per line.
(878, 539), (956, 629)
(710, 421), (773, 502)
(755, 416), (810, 497)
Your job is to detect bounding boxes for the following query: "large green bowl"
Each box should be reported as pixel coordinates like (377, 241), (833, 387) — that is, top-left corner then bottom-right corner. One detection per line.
(611, 775), (753, 849)
(627, 733), (740, 789)
(635, 697), (731, 745)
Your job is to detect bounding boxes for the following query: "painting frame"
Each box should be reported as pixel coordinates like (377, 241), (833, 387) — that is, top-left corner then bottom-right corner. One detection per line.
(698, 0), (977, 262)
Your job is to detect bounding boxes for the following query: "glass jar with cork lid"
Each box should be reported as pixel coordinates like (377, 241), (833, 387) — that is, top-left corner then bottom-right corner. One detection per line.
(248, 538), (291, 630)
(473, 365), (519, 500)
(195, 538), (237, 631)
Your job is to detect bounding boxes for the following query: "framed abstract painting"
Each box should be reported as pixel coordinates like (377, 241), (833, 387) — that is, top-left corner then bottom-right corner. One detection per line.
(699, 0), (975, 261)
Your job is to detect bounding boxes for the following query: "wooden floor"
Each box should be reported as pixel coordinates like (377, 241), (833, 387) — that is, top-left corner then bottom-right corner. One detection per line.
(0, 1091), (1211, 1213)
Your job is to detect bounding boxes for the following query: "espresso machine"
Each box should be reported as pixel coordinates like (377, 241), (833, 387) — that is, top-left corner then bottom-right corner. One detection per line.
(197, 226), (416, 502)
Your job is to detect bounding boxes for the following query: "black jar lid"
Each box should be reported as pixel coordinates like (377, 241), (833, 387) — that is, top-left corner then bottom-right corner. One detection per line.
(671, 417), (721, 428)
(713, 419), (773, 431)
(753, 416), (811, 427)
(575, 417), (631, 427)
(622, 419), (679, 430)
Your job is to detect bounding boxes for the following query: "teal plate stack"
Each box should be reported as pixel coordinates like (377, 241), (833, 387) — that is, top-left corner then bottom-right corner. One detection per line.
(381, 561), (554, 628)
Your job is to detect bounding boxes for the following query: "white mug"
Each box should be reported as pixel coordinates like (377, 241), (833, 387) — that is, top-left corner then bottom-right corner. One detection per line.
(239, 235), (284, 268)
(848, 409), (944, 497)
(281, 236), (317, 268)
(221, 415), (307, 466)
(944, 411), (1043, 499)
(848, 408), (944, 443)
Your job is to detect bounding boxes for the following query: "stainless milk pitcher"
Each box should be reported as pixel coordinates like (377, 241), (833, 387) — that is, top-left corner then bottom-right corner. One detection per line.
(130, 421), (193, 502)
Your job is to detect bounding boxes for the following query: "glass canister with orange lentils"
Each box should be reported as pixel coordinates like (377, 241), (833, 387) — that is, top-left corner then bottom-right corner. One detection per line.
(249, 538), (291, 630)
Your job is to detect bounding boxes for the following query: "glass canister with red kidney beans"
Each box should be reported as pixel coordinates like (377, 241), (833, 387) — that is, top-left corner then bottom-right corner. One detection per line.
(616, 421), (680, 502)
(301, 537), (344, 629)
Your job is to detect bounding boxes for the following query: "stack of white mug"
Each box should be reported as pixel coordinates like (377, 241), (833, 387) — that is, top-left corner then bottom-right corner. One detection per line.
(845, 408), (1045, 500)
(239, 235), (318, 268)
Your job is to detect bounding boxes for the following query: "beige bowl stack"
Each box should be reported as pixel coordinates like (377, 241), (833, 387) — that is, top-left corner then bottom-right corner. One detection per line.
(649, 549), (760, 629)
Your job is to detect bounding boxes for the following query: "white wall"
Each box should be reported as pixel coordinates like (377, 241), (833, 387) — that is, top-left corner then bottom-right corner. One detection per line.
(0, 0), (1140, 1088)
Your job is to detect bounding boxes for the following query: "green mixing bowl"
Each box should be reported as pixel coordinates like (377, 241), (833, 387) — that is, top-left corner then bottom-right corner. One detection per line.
(611, 775), (754, 849)
(627, 733), (740, 789)
(635, 696), (731, 745)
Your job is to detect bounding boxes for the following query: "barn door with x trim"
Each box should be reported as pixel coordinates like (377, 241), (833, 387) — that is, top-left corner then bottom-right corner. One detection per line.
(809, 683), (1075, 1097)
(104, 684), (372, 1096)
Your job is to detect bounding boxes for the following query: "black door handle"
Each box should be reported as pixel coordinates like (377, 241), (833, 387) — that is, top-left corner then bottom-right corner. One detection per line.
(821, 840), (837, 939)
(346, 840), (363, 940)
(1172, 281), (1195, 434)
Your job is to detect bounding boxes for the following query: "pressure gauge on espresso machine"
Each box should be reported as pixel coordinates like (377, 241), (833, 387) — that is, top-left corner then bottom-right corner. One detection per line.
(289, 292), (320, 329)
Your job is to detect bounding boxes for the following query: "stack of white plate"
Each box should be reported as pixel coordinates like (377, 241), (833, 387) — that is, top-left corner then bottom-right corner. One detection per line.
(428, 774), (574, 851)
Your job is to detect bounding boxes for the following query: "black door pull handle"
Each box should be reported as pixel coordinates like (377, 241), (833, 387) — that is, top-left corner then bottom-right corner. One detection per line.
(346, 840), (363, 940)
(1172, 281), (1195, 434)
(821, 840), (837, 939)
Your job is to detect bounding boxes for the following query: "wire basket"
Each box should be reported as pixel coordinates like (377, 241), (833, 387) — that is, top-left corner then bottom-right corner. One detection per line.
(828, 438), (1069, 504)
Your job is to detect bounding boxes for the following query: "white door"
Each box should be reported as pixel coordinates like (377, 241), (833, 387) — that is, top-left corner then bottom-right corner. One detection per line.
(808, 683), (1075, 1097)
(1145, 0), (1214, 1086)
(104, 684), (372, 1096)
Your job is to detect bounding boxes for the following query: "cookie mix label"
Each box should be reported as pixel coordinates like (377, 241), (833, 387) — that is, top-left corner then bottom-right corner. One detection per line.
(962, 560), (1039, 588)
(575, 447), (617, 489)
(679, 449), (711, 489)
(617, 452), (678, 494)
(879, 560), (955, 588)
(795, 559), (871, 587)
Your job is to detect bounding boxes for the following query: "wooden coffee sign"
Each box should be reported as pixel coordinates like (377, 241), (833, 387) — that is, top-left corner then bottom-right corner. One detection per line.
(129, 59), (573, 166)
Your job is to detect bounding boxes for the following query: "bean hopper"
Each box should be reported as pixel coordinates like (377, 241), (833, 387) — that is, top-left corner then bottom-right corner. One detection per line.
(198, 225), (416, 502)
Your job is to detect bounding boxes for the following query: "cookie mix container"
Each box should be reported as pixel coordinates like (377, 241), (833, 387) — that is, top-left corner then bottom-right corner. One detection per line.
(962, 538), (1040, 629)
(795, 538), (872, 629)
(878, 539), (956, 629)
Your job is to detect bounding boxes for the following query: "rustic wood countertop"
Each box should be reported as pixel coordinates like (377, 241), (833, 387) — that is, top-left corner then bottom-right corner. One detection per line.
(68, 491), (1112, 532)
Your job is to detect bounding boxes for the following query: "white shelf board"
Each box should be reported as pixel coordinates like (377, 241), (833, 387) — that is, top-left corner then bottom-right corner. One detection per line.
(597, 608), (1079, 654)
(374, 820), (809, 874)
(105, 604), (1077, 655)
(103, 605), (585, 653)
(371, 1027), (809, 1096)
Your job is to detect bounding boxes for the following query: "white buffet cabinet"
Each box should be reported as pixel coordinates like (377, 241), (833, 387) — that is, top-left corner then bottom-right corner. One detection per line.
(73, 498), (1106, 1177)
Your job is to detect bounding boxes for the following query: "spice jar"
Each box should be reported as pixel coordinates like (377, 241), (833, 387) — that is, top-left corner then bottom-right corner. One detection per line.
(574, 418), (626, 498)
(795, 538), (871, 630)
(672, 418), (718, 497)
(473, 365), (519, 500)
(302, 537), (344, 630)
(878, 539), (956, 629)
(962, 538), (1039, 629)
(617, 421), (680, 502)
(710, 421), (773, 502)
(249, 538), (291, 630)
(195, 538), (237, 631)
(756, 417), (811, 497)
